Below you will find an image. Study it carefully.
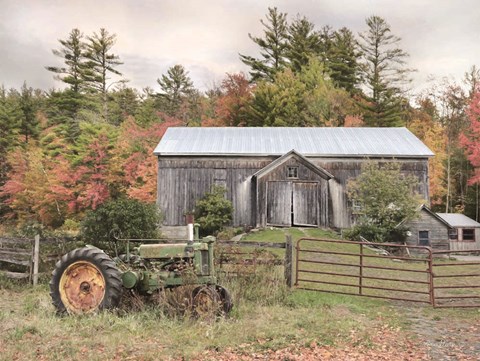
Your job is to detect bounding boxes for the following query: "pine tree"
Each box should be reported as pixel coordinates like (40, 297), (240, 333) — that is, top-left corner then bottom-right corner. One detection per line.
(83, 28), (124, 121)
(239, 7), (288, 82)
(46, 28), (89, 119)
(285, 16), (321, 73)
(0, 86), (22, 217)
(18, 82), (41, 144)
(156, 64), (194, 119)
(358, 16), (413, 126)
(46, 28), (87, 94)
(317, 26), (334, 75)
(329, 27), (362, 94)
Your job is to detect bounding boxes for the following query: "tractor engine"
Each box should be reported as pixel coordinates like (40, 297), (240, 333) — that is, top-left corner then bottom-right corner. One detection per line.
(120, 237), (216, 294)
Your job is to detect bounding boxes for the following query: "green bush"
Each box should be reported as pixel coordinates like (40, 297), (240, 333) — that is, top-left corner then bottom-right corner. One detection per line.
(346, 161), (422, 243)
(194, 186), (233, 237)
(81, 197), (161, 253)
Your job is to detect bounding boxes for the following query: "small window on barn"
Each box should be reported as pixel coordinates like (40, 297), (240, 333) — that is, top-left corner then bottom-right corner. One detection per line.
(418, 230), (430, 246)
(287, 166), (298, 179)
(351, 200), (364, 214)
(448, 229), (458, 240)
(463, 229), (475, 242)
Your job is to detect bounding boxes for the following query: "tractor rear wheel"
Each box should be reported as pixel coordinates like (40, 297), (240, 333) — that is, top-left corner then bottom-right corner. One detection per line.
(50, 247), (122, 315)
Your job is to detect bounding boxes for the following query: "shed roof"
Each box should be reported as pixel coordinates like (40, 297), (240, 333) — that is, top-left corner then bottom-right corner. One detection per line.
(154, 127), (434, 157)
(436, 213), (480, 228)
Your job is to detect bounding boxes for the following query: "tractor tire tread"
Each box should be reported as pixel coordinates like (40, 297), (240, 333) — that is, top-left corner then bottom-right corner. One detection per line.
(50, 247), (122, 314)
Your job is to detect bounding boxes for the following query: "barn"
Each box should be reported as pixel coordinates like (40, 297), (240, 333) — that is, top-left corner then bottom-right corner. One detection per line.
(154, 127), (433, 236)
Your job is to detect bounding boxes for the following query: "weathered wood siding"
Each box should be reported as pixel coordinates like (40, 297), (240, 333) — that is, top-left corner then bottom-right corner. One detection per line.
(311, 158), (430, 229)
(449, 228), (480, 251)
(157, 155), (430, 229)
(266, 181), (292, 226)
(158, 157), (271, 226)
(293, 182), (318, 226)
(404, 209), (449, 250)
(256, 157), (329, 228)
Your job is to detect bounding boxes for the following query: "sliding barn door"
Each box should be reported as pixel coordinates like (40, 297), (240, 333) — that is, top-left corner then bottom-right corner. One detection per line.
(266, 181), (292, 226)
(293, 182), (318, 226)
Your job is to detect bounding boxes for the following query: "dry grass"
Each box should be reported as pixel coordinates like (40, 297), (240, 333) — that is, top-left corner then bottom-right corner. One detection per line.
(1, 227), (479, 360)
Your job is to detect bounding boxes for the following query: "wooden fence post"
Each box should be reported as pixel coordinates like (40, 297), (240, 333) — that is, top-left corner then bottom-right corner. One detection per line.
(284, 235), (293, 288)
(33, 234), (40, 286)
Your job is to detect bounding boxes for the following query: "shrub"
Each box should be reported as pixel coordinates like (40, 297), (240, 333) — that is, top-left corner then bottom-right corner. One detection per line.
(346, 161), (422, 243)
(81, 197), (161, 252)
(194, 186), (233, 236)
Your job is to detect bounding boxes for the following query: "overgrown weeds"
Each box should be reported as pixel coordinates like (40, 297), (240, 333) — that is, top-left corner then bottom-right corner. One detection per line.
(4, 227), (462, 360)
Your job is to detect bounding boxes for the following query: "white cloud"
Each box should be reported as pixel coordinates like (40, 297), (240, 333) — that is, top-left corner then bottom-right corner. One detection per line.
(1, 0), (479, 93)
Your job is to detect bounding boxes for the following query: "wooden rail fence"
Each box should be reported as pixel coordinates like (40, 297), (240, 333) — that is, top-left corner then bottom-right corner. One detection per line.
(0, 235), (40, 284)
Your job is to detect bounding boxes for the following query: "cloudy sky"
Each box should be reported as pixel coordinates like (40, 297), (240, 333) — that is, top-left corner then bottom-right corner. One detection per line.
(1, 0), (479, 95)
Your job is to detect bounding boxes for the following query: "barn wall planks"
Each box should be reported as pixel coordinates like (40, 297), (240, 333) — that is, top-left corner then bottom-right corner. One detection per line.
(157, 156), (430, 229)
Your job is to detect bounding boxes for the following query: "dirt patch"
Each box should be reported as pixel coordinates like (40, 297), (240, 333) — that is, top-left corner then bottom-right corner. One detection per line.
(398, 305), (480, 361)
(196, 323), (429, 360)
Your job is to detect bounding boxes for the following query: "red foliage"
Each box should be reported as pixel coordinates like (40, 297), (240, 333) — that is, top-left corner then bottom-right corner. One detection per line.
(212, 73), (253, 126)
(117, 116), (182, 203)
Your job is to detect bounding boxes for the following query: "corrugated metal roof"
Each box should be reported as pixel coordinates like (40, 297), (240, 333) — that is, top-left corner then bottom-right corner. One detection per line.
(154, 127), (434, 157)
(436, 213), (480, 228)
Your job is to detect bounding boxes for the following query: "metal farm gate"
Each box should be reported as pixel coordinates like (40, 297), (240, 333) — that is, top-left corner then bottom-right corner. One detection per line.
(294, 238), (480, 308)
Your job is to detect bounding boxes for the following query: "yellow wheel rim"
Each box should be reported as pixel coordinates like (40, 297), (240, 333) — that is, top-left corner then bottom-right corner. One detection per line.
(59, 261), (106, 314)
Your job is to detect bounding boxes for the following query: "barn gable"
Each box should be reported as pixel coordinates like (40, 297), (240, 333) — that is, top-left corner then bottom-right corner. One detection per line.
(253, 149), (334, 180)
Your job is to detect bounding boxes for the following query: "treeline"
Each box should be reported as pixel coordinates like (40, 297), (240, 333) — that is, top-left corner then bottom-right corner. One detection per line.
(1, 7), (480, 234)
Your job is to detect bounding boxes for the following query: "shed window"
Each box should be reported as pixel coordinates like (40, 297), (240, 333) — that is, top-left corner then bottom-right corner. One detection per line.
(448, 229), (458, 240)
(418, 230), (430, 246)
(463, 229), (475, 241)
(287, 167), (298, 179)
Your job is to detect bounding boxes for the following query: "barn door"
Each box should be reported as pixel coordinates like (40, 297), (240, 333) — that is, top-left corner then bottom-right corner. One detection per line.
(266, 181), (292, 226)
(293, 182), (318, 226)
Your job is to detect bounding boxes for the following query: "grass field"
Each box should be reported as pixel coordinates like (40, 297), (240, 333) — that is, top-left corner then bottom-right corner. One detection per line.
(0, 227), (479, 360)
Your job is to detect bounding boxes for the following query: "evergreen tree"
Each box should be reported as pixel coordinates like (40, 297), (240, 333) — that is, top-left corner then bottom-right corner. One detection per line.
(239, 7), (288, 81)
(46, 28), (88, 118)
(135, 88), (160, 127)
(246, 59), (358, 127)
(0, 86), (22, 217)
(108, 85), (139, 125)
(0, 86), (21, 152)
(44, 89), (82, 141)
(329, 27), (362, 94)
(83, 28), (124, 121)
(285, 16), (321, 73)
(156, 64), (194, 119)
(18, 82), (41, 144)
(358, 15), (413, 126)
(46, 28), (87, 94)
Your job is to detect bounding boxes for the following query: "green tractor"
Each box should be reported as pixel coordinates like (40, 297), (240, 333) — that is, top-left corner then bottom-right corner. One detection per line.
(49, 236), (232, 316)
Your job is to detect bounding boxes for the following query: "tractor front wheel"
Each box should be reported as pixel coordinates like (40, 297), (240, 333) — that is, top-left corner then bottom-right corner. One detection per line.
(50, 247), (122, 315)
(192, 285), (233, 317)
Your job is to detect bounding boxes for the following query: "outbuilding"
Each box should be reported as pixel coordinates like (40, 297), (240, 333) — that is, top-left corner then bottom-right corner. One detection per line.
(154, 127), (433, 236)
(437, 213), (480, 251)
(402, 204), (451, 251)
